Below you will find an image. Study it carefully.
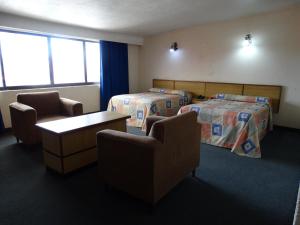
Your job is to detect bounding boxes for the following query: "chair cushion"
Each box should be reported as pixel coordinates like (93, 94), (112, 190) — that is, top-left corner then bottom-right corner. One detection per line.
(17, 91), (60, 117)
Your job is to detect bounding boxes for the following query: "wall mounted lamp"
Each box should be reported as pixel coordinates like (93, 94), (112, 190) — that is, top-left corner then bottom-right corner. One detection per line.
(170, 42), (178, 52)
(244, 34), (252, 47)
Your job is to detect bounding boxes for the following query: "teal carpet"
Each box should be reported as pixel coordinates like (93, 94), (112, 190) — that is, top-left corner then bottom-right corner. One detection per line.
(0, 126), (299, 225)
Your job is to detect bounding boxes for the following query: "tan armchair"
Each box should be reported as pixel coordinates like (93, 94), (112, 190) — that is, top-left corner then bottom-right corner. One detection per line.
(97, 111), (200, 205)
(9, 91), (83, 145)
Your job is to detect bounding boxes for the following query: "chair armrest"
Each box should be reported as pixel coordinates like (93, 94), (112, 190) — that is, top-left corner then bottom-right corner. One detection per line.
(9, 102), (37, 124)
(9, 102), (37, 140)
(60, 98), (83, 116)
(10, 102), (36, 113)
(97, 129), (161, 189)
(146, 116), (167, 136)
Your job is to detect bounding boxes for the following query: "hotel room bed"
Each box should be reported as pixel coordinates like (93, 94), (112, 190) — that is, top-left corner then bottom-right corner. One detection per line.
(178, 94), (273, 158)
(107, 88), (192, 129)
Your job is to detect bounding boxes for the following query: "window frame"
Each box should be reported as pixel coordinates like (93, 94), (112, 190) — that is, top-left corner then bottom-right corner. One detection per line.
(85, 41), (102, 83)
(0, 29), (100, 90)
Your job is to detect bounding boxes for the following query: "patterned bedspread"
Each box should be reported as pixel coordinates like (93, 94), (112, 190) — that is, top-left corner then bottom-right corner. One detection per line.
(107, 89), (191, 129)
(178, 94), (272, 158)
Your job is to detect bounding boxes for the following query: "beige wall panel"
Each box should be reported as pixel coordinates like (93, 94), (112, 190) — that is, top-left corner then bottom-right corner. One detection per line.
(153, 79), (175, 89)
(243, 85), (281, 113)
(61, 120), (126, 156)
(205, 83), (243, 97)
(43, 151), (63, 173)
(42, 131), (61, 156)
(63, 148), (97, 174)
(175, 81), (205, 97)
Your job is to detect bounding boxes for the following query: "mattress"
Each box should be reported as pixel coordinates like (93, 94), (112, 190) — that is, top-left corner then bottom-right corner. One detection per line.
(107, 89), (191, 129)
(178, 94), (273, 158)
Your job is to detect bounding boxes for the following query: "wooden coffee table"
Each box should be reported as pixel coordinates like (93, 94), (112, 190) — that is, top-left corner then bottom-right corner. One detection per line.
(36, 111), (130, 174)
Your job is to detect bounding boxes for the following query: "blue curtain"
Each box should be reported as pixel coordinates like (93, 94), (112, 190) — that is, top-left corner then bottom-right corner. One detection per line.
(100, 41), (129, 111)
(0, 110), (4, 132)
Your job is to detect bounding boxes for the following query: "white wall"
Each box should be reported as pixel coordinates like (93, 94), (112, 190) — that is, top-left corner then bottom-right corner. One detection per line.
(128, 45), (140, 93)
(139, 5), (300, 129)
(0, 12), (143, 45)
(0, 85), (100, 128)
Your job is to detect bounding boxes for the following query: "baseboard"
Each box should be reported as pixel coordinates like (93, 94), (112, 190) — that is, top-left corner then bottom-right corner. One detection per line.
(293, 183), (300, 225)
(0, 128), (12, 135)
(274, 125), (300, 133)
(2, 127), (12, 132)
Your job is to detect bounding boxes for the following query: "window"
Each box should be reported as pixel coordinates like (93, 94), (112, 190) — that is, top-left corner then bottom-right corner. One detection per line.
(0, 30), (100, 89)
(51, 38), (85, 84)
(0, 32), (50, 86)
(85, 42), (100, 83)
(0, 60), (3, 87)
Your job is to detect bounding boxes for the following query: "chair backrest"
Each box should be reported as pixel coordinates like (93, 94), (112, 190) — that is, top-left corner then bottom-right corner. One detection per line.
(17, 91), (61, 117)
(149, 111), (200, 147)
(149, 111), (200, 202)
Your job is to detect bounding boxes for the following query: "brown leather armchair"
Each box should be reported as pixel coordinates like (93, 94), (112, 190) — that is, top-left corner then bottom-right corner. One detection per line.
(97, 111), (201, 205)
(9, 91), (83, 145)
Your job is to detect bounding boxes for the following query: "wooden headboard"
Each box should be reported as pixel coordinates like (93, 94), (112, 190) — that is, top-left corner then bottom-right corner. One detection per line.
(205, 83), (243, 97)
(153, 79), (282, 113)
(175, 81), (205, 96)
(153, 79), (174, 89)
(243, 84), (282, 113)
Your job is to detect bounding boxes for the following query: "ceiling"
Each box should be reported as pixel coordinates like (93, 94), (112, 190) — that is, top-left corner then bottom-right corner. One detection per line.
(0, 0), (299, 36)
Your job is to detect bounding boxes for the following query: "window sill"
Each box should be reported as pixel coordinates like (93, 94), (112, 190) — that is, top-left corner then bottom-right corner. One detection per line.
(0, 82), (100, 91)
